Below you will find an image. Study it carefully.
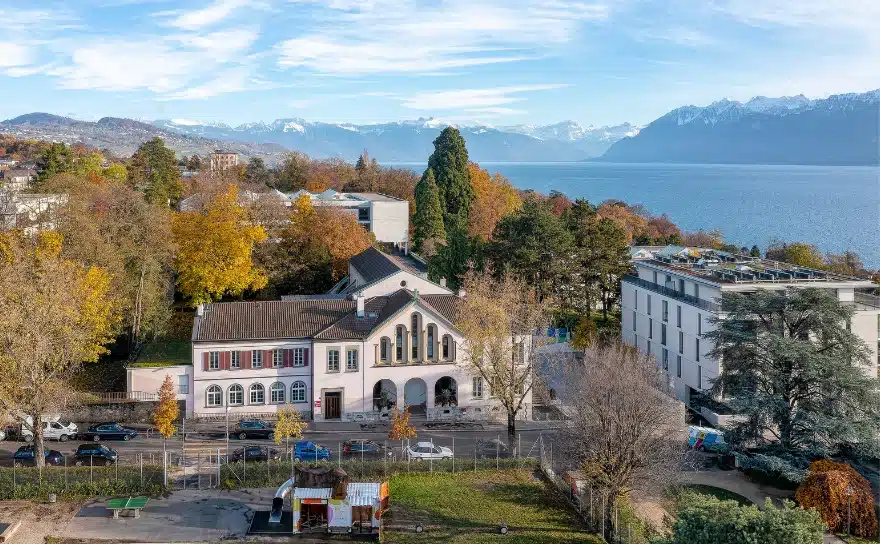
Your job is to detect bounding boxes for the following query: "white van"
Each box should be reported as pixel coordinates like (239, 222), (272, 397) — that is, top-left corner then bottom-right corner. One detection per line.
(21, 417), (78, 442)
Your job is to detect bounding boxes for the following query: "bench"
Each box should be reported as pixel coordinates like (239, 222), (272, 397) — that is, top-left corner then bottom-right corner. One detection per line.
(107, 497), (149, 519)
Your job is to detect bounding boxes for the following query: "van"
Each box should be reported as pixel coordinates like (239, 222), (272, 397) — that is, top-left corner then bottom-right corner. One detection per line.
(21, 418), (78, 442)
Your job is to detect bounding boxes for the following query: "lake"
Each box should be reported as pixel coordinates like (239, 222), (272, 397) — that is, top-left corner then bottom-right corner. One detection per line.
(396, 162), (880, 267)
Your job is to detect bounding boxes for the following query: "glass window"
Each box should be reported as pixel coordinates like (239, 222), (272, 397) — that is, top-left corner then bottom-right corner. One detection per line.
(661, 324), (667, 346)
(632, 311), (636, 332)
(206, 385), (222, 407)
(427, 326), (435, 359)
(662, 300), (668, 322)
(249, 383), (265, 404)
(178, 375), (189, 395)
(648, 318), (653, 339)
(252, 351), (263, 369)
(697, 365), (702, 389)
(634, 290), (638, 310)
(695, 284), (700, 300)
(328, 349), (340, 372)
(228, 384), (243, 406)
(647, 295), (652, 315)
(647, 341), (651, 355)
(472, 377), (483, 399)
(411, 314), (420, 359)
(293, 348), (305, 367)
(695, 338), (701, 362)
(697, 313), (702, 336)
(380, 338), (389, 361)
(270, 382), (285, 404)
(679, 331), (684, 354)
(209, 351), (220, 370)
(662, 349), (668, 371)
(676, 306), (681, 327)
(346, 349), (359, 371)
(231, 351), (240, 369)
(395, 326), (404, 361)
(652, 271), (658, 284)
(358, 207), (369, 221)
(273, 349), (283, 368)
(676, 355), (682, 378)
(442, 335), (451, 359)
(678, 279), (685, 293)
(291, 381), (306, 403)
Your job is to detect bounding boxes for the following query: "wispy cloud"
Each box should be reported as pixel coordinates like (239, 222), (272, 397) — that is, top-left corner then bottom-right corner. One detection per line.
(0, 43), (35, 68)
(278, 0), (610, 74)
(713, 0), (880, 30)
(166, 0), (250, 30)
(402, 84), (569, 111)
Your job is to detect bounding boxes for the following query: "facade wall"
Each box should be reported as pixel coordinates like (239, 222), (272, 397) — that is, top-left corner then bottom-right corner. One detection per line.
(358, 271), (450, 298)
(852, 310), (880, 377)
(368, 201), (409, 244)
(127, 365), (193, 411)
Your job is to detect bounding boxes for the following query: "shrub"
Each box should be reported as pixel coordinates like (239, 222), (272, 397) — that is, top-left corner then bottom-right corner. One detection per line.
(660, 491), (826, 544)
(795, 460), (877, 537)
(736, 452), (809, 488)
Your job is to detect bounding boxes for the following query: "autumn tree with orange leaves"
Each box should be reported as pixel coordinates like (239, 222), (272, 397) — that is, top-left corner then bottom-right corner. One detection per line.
(467, 163), (522, 241)
(796, 460), (877, 537)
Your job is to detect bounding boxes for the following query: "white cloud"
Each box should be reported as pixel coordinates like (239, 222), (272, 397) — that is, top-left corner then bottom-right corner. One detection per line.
(402, 84), (569, 110)
(161, 67), (253, 100)
(0, 43), (34, 68)
(168, 0), (250, 30)
(713, 0), (880, 30)
(278, 0), (610, 74)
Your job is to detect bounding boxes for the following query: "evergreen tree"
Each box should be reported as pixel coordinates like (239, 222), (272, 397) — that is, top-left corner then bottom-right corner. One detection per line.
(707, 288), (880, 456)
(426, 127), (474, 231)
(750, 245), (761, 257)
(428, 225), (471, 290)
(412, 168), (446, 253)
(128, 137), (182, 206)
(36, 143), (73, 182)
(245, 157), (271, 186)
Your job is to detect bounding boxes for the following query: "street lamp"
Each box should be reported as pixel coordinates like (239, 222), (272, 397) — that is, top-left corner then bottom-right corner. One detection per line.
(845, 486), (854, 536)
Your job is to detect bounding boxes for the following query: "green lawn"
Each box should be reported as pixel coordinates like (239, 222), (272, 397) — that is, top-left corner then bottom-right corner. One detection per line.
(682, 484), (753, 506)
(382, 469), (603, 544)
(130, 339), (191, 367)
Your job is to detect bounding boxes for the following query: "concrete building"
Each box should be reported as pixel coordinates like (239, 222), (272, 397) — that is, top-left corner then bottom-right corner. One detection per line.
(0, 190), (66, 232)
(620, 245), (880, 425)
(289, 189), (410, 246)
(0, 168), (36, 192)
(209, 150), (240, 172)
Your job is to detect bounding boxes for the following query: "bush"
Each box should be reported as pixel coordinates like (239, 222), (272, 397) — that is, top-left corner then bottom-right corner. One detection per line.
(795, 460), (877, 537)
(0, 465), (165, 500)
(660, 491), (826, 544)
(736, 452), (809, 489)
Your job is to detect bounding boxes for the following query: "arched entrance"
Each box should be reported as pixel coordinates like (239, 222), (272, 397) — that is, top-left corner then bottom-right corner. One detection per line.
(404, 378), (427, 414)
(373, 379), (397, 411)
(434, 376), (458, 407)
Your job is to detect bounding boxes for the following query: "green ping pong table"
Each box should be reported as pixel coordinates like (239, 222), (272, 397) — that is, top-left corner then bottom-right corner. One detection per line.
(106, 497), (149, 519)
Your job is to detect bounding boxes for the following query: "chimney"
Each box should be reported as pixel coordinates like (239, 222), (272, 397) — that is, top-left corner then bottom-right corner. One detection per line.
(439, 277), (447, 288)
(196, 304), (204, 317)
(458, 288), (466, 299)
(356, 293), (365, 318)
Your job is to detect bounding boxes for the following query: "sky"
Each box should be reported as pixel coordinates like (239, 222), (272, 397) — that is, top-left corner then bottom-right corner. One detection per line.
(1, 0), (878, 128)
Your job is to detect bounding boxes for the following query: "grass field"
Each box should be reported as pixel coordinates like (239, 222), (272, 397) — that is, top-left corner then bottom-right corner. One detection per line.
(681, 484), (752, 506)
(382, 468), (603, 544)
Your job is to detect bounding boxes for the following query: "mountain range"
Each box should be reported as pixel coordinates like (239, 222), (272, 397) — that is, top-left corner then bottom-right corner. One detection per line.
(597, 90), (880, 166)
(1, 89), (877, 165)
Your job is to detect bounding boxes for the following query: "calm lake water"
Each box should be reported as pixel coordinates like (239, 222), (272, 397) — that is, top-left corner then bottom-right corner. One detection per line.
(396, 162), (880, 267)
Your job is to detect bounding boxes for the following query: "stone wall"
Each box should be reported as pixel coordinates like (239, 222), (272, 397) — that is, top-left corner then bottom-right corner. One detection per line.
(69, 400), (186, 425)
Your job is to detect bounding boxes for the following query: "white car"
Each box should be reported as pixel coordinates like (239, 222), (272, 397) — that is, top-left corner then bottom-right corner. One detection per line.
(406, 441), (453, 461)
(22, 419), (78, 442)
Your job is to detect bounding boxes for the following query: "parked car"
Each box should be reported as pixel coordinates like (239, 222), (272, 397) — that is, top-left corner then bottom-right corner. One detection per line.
(233, 419), (274, 440)
(230, 445), (281, 462)
(13, 446), (64, 467)
(294, 440), (331, 462)
(73, 444), (118, 466)
(405, 441), (453, 461)
(476, 438), (510, 459)
(21, 419), (78, 442)
(82, 422), (138, 442)
(342, 439), (394, 460)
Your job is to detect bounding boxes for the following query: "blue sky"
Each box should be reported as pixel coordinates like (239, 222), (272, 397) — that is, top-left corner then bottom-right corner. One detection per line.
(1, 0), (878, 127)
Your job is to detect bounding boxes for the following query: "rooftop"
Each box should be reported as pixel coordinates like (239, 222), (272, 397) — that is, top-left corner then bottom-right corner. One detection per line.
(347, 246), (428, 286)
(637, 245), (872, 286)
(288, 189), (404, 203)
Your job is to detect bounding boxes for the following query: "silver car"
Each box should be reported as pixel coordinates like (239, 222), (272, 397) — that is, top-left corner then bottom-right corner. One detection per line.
(405, 441), (453, 461)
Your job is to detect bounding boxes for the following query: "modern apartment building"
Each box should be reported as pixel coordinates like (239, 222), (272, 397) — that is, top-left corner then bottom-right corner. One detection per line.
(209, 150), (240, 171)
(289, 189), (410, 246)
(621, 245), (880, 423)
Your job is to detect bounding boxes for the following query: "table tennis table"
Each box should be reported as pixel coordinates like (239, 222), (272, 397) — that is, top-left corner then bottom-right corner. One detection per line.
(106, 497), (149, 519)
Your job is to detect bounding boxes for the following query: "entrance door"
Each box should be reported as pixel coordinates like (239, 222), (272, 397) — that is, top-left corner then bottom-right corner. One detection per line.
(324, 392), (341, 420)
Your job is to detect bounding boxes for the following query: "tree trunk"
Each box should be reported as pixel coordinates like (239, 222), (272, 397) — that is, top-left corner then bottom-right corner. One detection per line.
(604, 491), (617, 541)
(507, 412), (516, 455)
(34, 413), (45, 469)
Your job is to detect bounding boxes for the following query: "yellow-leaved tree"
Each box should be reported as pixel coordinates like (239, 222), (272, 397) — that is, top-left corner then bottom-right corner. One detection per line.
(388, 405), (417, 459)
(172, 184), (268, 305)
(153, 375), (179, 456)
(0, 231), (117, 467)
(467, 163), (522, 241)
(274, 406), (308, 456)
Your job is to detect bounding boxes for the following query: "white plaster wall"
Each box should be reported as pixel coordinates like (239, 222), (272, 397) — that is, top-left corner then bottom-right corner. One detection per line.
(369, 201), (409, 244)
(359, 271), (450, 297)
(127, 365), (193, 413)
(851, 310), (879, 378)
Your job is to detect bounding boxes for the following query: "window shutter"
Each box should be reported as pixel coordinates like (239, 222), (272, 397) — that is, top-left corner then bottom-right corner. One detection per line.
(283, 349), (292, 368)
(303, 348), (310, 367)
(202, 352), (208, 371)
(242, 351), (251, 370)
(223, 351), (231, 370)
(264, 350), (273, 367)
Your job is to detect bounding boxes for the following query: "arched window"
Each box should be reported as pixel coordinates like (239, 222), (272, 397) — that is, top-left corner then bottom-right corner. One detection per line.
(442, 335), (451, 360)
(380, 337), (390, 362)
(426, 325), (436, 360)
(395, 325), (405, 361)
(270, 382), (286, 404)
(228, 384), (243, 406)
(249, 383), (265, 405)
(291, 381), (307, 403)
(411, 313), (420, 360)
(206, 385), (222, 407)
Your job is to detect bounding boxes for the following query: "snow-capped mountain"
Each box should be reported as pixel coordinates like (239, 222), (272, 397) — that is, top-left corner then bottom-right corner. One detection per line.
(598, 89), (880, 166)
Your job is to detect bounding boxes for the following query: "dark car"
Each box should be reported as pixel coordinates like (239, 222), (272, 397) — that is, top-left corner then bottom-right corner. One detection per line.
(476, 438), (510, 459)
(73, 444), (118, 466)
(294, 440), (331, 462)
(342, 439), (394, 460)
(82, 422), (138, 442)
(12, 445), (64, 467)
(230, 445), (280, 463)
(232, 419), (274, 440)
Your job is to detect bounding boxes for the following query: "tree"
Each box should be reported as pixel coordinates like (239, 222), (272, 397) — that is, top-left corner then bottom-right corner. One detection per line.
(128, 137), (182, 206)
(596, 201), (648, 244)
(547, 190), (572, 217)
(412, 168), (446, 253)
(273, 151), (311, 192)
(706, 288), (880, 455)
(825, 250), (865, 276)
(456, 269), (546, 446)
(352, 149), (379, 192)
(245, 157), (271, 187)
(796, 460), (877, 537)
(750, 245), (761, 257)
(569, 316), (597, 351)
(661, 492), (826, 544)
(36, 143), (73, 182)
(104, 162), (128, 182)
(427, 225), (470, 290)
(388, 404), (418, 459)
(274, 406), (308, 454)
(560, 343), (686, 541)
(766, 241), (825, 269)
(467, 163), (522, 241)
(153, 375), (179, 457)
(0, 232), (116, 467)
(172, 184), (268, 305)
(426, 127), (474, 231)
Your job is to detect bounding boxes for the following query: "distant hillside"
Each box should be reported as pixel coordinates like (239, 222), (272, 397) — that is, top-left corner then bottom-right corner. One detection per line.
(597, 90), (880, 166)
(0, 113), (287, 160)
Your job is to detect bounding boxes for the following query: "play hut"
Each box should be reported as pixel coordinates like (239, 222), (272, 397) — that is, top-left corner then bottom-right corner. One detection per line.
(272, 466), (389, 537)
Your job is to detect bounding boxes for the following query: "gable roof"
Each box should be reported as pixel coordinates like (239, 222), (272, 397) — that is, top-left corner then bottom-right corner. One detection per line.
(348, 246), (429, 286)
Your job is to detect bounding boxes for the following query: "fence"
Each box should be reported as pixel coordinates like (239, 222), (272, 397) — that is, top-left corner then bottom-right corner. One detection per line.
(81, 391), (159, 404)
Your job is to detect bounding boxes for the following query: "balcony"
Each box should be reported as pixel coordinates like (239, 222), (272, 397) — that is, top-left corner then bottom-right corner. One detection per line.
(623, 275), (720, 313)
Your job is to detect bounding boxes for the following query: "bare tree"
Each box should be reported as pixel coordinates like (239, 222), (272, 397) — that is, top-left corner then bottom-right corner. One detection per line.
(456, 268), (547, 447)
(558, 343), (688, 540)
